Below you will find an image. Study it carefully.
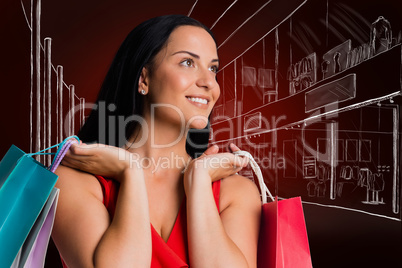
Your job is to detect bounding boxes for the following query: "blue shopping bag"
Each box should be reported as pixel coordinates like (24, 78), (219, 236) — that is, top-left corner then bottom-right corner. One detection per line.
(0, 136), (79, 268)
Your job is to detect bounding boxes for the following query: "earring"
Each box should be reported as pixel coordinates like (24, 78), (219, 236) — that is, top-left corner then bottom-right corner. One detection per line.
(141, 89), (146, 95)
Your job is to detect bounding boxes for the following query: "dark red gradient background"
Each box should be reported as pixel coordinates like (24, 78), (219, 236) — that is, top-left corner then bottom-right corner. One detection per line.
(1, 1), (401, 267)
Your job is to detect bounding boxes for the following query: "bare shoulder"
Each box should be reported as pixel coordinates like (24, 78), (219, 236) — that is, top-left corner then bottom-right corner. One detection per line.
(54, 165), (103, 202)
(220, 174), (261, 200)
(220, 174), (261, 212)
(52, 165), (111, 266)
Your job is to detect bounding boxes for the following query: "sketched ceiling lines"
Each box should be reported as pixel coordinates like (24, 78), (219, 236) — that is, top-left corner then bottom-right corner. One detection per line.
(20, 0), (31, 30)
(216, 0), (307, 71)
(187, 0), (199, 17)
(20, 0), (84, 101)
(216, 0), (274, 49)
(210, 0), (239, 30)
(335, 3), (371, 34)
(188, 0), (307, 70)
(188, 0), (241, 31)
(193, 0), (278, 45)
(291, 21), (322, 56)
(328, 3), (370, 45)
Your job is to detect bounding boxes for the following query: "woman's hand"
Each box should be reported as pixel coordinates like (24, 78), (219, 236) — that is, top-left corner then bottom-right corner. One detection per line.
(54, 143), (150, 268)
(185, 143), (259, 268)
(195, 143), (248, 181)
(183, 143), (249, 192)
(61, 143), (136, 182)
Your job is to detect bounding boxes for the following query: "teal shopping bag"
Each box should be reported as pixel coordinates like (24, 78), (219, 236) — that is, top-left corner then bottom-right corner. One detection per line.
(12, 188), (60, 268)
(0, 136), (79, 268)
(0, 145), (58, 268)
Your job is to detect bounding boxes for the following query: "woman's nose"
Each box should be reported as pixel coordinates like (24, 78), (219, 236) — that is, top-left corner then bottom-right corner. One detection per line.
(196, 68), (216, 90)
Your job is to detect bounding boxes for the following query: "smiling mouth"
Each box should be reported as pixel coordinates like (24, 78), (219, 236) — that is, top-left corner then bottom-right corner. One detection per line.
(186, 97), (208, 105)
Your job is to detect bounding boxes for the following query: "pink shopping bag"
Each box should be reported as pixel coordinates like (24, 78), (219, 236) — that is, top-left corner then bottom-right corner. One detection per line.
(234, 151), (313, 268)
(258, 197), (312, 268)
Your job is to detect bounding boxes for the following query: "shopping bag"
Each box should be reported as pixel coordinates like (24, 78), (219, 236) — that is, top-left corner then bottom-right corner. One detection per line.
(258, 197), (312, 268)
(233, 151), (313, 268)
(0, 136), (79, 268)
(11, 188), (59, 268)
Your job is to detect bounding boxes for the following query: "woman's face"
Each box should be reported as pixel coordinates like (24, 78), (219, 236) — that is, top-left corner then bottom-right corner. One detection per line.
(143, 25), (220, 129)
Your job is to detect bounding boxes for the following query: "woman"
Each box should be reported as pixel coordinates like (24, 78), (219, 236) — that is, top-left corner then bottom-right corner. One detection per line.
(52, 15), (261, 267)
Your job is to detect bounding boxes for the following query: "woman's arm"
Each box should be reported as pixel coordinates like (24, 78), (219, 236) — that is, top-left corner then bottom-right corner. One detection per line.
(52, 144), (151, 268)
(184, 151), (261, 268)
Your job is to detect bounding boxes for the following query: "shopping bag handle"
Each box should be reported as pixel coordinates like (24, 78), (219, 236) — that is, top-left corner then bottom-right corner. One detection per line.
(26, 136), (80, 172)
(233, 150), (275, 204)
(48, 136), (80, 172)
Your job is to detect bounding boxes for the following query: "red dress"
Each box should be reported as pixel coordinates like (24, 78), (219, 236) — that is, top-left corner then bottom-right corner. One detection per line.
(61, 176), (221, 267)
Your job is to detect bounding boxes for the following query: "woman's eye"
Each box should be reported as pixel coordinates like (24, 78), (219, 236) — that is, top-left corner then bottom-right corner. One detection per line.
(209, 65), (219, 73)
(180, 59), (194, 67)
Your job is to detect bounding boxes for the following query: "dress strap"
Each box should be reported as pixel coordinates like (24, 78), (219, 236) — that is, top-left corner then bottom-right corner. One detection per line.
(94, 175), (119, 217)
(212, 180), (221, 212)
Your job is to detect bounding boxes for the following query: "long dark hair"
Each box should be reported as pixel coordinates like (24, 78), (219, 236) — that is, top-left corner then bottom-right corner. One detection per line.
(78, 15), (216, 158)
